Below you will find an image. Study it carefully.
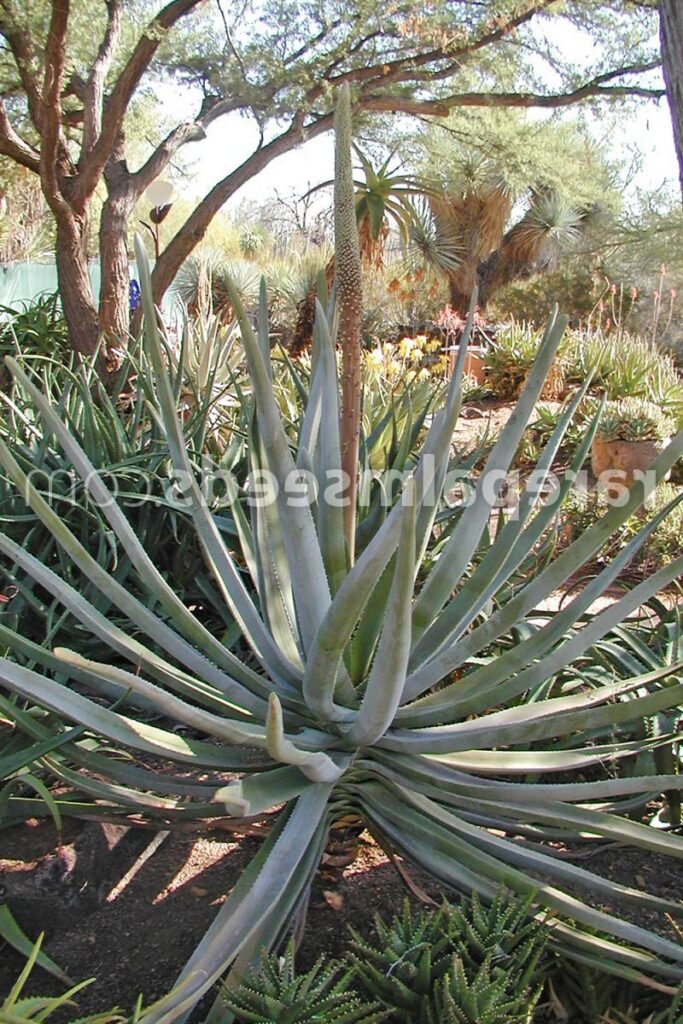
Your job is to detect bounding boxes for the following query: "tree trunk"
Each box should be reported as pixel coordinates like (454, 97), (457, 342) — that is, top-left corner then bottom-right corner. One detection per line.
(447, 277), (477, 316)
(149, 116), (334, 309)
(476, 248), (538, 309)
(99, 191), (133, 352)
(289, 257), (335, 356)
(660, 0), (683, 199)
(55, 220), (101, 359)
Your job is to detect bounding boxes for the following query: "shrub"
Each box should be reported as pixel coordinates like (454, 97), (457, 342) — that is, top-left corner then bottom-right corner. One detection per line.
(560, 483), (683, 572)
(482, 323), (683, 420)
(564, 331), (683, 422)
(594, 398), (675, 444)
(0, 294), (71, 362)
(483, 321), (544, 399)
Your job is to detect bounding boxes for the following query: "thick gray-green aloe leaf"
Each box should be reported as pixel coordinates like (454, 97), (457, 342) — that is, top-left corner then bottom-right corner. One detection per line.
(2, 103), (683, 1024)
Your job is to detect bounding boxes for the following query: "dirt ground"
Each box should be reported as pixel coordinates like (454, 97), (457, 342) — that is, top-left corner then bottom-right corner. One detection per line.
(1, 815), (683, 1021)
(0, 817), (443, 1020)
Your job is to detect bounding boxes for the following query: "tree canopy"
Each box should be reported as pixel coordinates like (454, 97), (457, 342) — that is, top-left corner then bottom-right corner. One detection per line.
(0, 0), (668, 360)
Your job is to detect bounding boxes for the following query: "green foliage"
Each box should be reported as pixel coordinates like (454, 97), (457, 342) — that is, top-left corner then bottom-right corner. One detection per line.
(0, 295), (71, 361)
(483, 323), (683, 420)
(0, 904), (71, 984)
(1, 240), (683, 1023)
(595, 399), (675, 444)
(239, 226), (267, 259)
(561, 483), (683, 572)
(484, 322), (544, 398)
(349, 902), (459, 1019)
(219, 943), (388, 1024)
(350, 892), (546, 1024)
(167, 310), (244, 412)
(546, 956), (638, 1023)
(648, 988), (683, 1024)
(0, 934), (125, 1022)
(176, 252), (261, 317)
(490, 258), (598, 326)
(0, 340), (243, 657)
(427, 956), (540, 1024)
(0, 162), (54, 263)
(518, 401), (585, 467)
(564, 332), (683, 419)
(417, 108), (618, 214)
(2, 91), (683, 1024)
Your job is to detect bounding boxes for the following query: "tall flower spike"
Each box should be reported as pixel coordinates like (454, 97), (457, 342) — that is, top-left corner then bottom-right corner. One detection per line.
(335, 82), (363, 564)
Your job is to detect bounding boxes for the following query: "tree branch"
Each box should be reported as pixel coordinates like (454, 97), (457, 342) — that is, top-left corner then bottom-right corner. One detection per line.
(318, 0), (559, 97)
(151, 110), (334, 301)
(72, 0), (204, 208)
(0, 95), (40, 171)
(81, 0), (123, 159)
(39, 0), (72, 224)
(127, 95), (243, 198)
(362, 81), (665, 118)
(0, 1), (45, 130)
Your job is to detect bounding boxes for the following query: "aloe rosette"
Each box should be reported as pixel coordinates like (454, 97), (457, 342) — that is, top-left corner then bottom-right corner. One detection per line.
(3, 93), (683, 1022)
(0, 240), (683, 1023)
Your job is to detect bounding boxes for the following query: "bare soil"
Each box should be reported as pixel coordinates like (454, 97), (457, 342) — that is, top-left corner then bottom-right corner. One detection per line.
(0, 818), (442, 1020)
(1, 817), (683, 1022)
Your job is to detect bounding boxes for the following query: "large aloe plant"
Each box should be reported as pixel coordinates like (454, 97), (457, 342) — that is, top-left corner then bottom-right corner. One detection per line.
(2, 100), (683, 1024)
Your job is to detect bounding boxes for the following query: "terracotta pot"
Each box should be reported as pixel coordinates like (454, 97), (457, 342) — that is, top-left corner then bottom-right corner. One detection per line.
(591, 437), (664, 495)
(450, 345), (485, 384)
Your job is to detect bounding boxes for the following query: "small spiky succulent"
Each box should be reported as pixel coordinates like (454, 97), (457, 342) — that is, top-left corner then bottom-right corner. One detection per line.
(595, 398), (674, 444)
(220, 944), (388, 1024)
(350, 891), (547, 1024)
(449, 889), (546, 976)
(427, 956), (542, 1024)
(349, 902), (459, 1021)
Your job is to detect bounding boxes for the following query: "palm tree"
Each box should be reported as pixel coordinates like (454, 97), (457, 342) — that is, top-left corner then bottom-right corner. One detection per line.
(428, 153), (590, 313)
(477, 190), (589, 307)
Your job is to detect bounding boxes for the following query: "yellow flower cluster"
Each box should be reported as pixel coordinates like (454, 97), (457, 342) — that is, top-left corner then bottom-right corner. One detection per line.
(365, 335), (447, 383)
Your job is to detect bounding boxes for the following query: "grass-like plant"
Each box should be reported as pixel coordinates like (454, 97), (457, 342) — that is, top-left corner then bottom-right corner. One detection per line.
(0, 934), (126, 1022)
(2, 89), (683, 1024)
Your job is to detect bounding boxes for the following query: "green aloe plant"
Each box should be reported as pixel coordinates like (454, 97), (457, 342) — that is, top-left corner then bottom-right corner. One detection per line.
(218, 943), (387, 1024)
(350, 891), (546, 1024)
(2, 89), (683, 1024)
(427, 956), (540, 1024)
(349, 902), (460, 1020)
